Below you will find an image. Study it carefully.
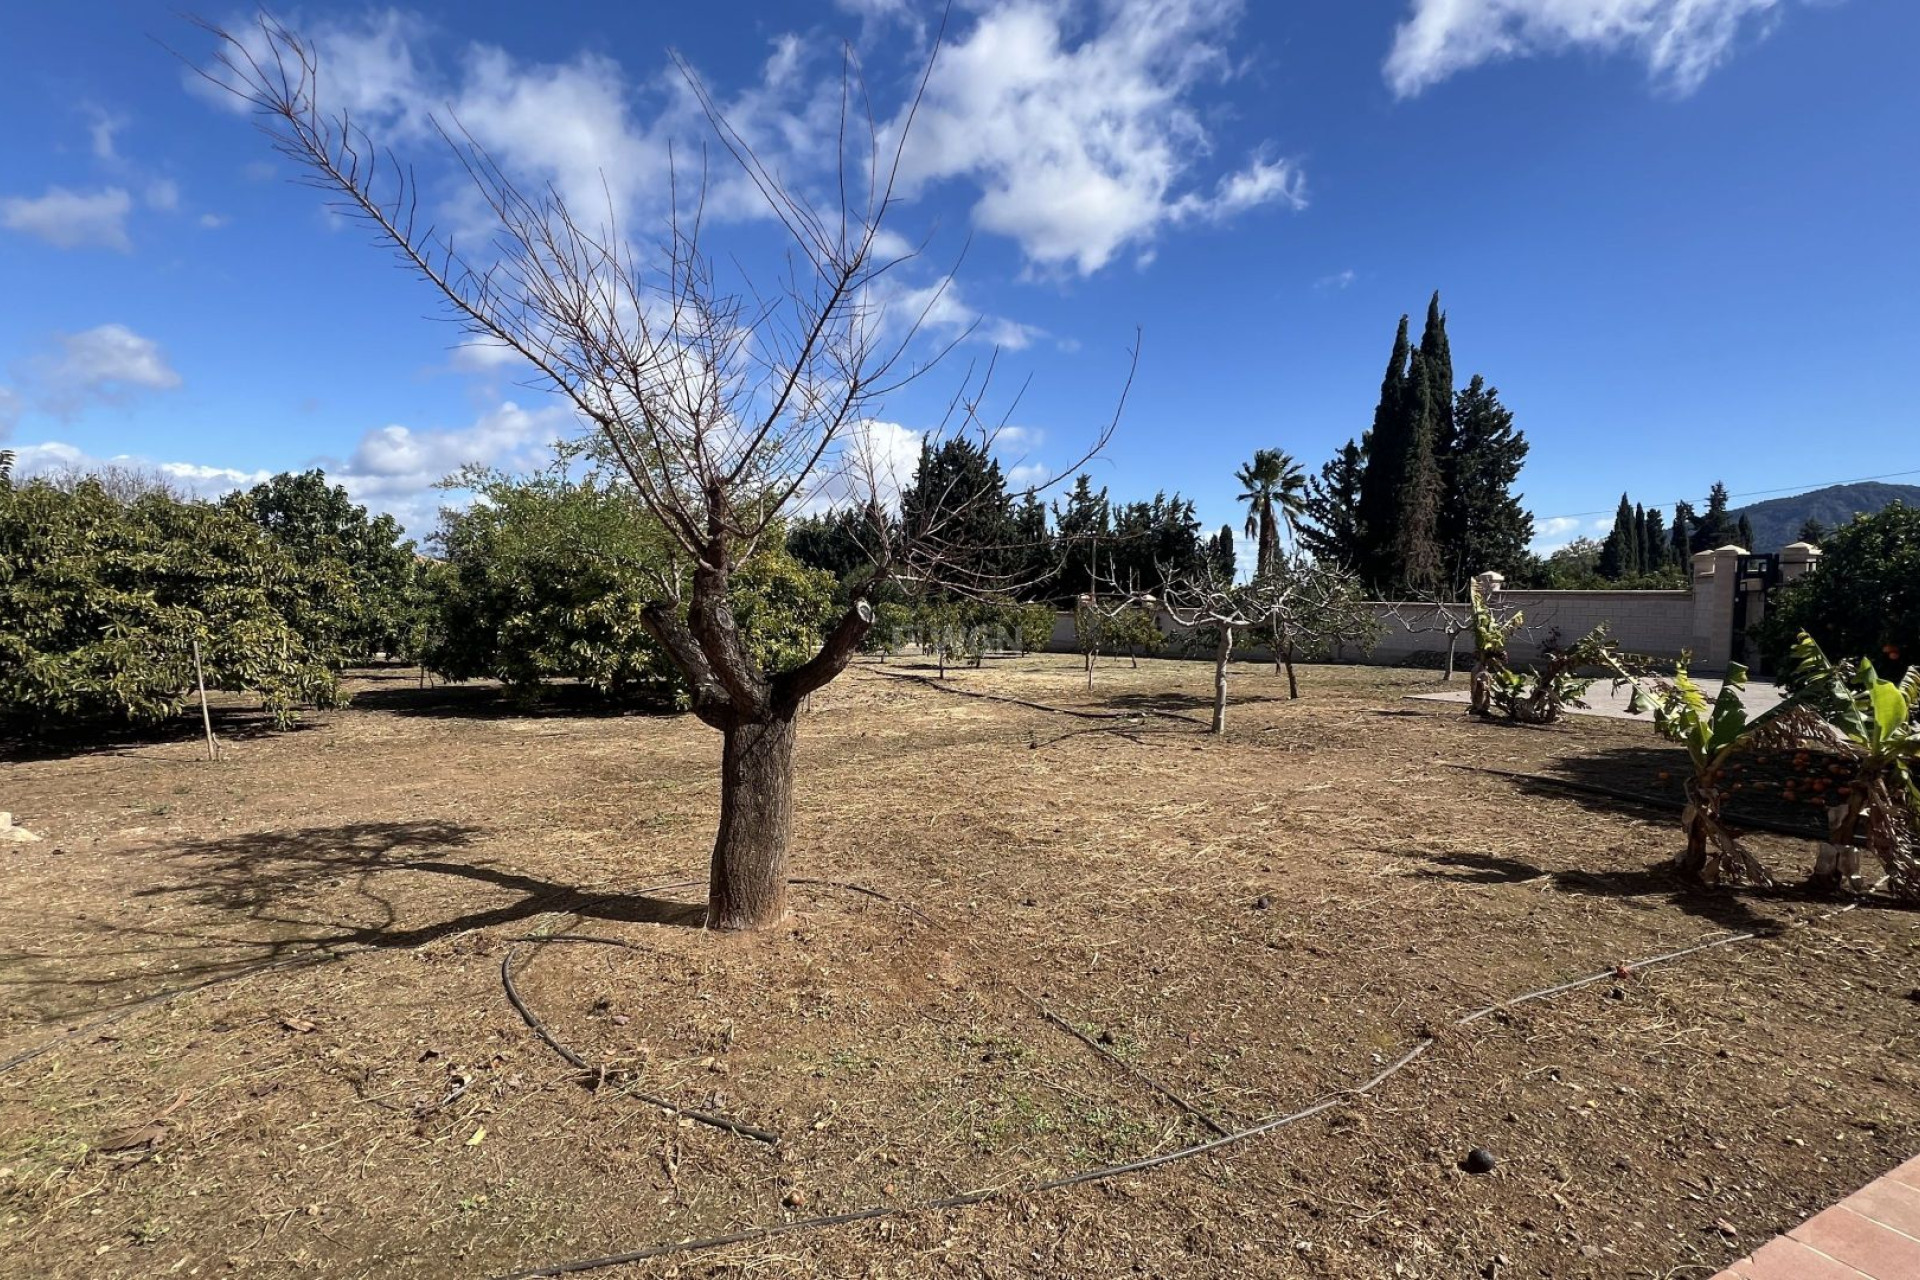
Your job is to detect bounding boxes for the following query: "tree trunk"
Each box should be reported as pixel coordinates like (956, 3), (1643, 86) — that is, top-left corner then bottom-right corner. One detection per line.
(1444, 632), (1458, 682)
(1283, 639), (1299, 700)
(1211, 627), (1232, 735)
(707, 710), (798, 931)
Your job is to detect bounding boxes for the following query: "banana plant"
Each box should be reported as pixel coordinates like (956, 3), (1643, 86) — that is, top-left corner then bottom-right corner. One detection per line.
(1604, 656), (1818, 886)
(1779, 632), (1920, 899)
(1467, 581), (1521, 717)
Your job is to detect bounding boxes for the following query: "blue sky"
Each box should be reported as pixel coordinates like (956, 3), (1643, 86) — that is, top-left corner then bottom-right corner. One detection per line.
(2, 0), (1915, 553)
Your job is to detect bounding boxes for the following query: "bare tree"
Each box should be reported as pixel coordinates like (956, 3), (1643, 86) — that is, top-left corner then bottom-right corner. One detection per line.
(1386, 589), (1521, 683)
(195, 15), (1120, 930)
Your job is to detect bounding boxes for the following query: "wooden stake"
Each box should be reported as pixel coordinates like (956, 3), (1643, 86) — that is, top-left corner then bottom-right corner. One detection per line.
(191, 638), (217, 761)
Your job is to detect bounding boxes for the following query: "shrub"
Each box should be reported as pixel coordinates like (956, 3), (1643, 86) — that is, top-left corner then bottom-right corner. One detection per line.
(1761, 503), (1919, 679)
(0, 478), (345, 729)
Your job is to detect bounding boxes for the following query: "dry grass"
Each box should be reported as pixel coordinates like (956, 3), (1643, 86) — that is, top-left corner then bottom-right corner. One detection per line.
(2, 654), (1916, 1279)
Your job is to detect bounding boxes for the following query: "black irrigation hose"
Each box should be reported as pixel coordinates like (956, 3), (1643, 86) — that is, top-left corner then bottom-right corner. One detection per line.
(492, 898), (1868, 1280)
(500, 934), (783, 1146)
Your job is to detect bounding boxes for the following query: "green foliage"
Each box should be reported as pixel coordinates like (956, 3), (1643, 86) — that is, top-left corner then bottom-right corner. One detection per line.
(1438, 376), (1532, 584)
(1234, 449), (1305, 580)
(224, 469), (426, 660)
(427, 468), (682, 704)
(0, 477), (344, 729)
(864, 601), (915, 654)
(1010, 602), (1058, 655)
(1760, 502), (1920, 678)
(1605, 652), (1819, 885)
(900, 438), (1015, 590)
(427, 469), (837, 705)
(1779, 632), (1920, 897)
(1352, 296), (1531, 593)
(729, 549), (839, 675)
(1298, 442), (1364, 567)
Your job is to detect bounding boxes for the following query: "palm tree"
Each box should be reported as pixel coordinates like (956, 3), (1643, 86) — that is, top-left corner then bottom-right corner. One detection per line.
(1234, 448), (1307, 579)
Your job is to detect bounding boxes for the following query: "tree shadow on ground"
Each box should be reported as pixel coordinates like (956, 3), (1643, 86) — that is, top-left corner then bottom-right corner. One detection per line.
(348, 681), (679, 721)
(3, 820), (704, 1016)
(1096, 690), (1282, 715)
(1535, 744), (1829, 840)
(1404, 847), (1792, 935)
(1, 708), (319, 765)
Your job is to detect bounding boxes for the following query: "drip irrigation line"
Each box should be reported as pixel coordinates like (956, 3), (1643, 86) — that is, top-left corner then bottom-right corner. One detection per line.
(1025, 998), (1228, 1137)
(493, 897), (1869, 1280)
(1446, 764), (1833, 842)
(500, 934), (783, 1146)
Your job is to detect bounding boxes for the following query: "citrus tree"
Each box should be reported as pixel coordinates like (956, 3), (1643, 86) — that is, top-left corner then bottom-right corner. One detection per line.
(0, 477), (346, 730)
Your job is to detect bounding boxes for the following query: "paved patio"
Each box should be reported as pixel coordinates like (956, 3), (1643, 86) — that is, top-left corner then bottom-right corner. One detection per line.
(1408, 675), (1786, 721)
(1710, 1156), (1920, 1279)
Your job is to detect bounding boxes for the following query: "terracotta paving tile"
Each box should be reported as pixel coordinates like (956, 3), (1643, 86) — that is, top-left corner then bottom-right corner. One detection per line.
(1888, 1156), (1920, 1193)
(1732, 1234), (1874, 1280)
(1789, 1205), (1920, 1279)
(1846, 1177), (1920, 1241)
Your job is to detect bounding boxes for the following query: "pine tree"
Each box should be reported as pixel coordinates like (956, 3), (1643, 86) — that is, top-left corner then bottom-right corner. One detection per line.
(1798, 516), (1828, 545)
(1692, 482), (1736, 552)
(1440, 376), (1532, 586)
(1671, 502), (1695, 567)
(1051, 474), (1111, 600)
(899, 438), (1015, 590)
(1355, 315), (1412, 589)
(1299, 440), (1366, 566)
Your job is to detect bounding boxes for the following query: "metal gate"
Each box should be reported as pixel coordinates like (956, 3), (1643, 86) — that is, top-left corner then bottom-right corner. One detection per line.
(1730, 553), (1781, 670)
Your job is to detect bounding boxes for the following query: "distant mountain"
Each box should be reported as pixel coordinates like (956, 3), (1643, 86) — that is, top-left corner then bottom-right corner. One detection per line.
(1732, 482), (1920, 551)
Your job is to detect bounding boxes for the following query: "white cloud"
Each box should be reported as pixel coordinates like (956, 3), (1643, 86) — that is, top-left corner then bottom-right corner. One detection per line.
(887, 276), (1046, 351)
(1315, 268), (1357, 291)
(145, 179), (181, 212)
(195, 3), (1294, 280)
(890, 0), (1305, 275)
(1385, 0), (1787, 98)
(0, 186), (133, 251)
(0, 386), (19, 436)
(797, 417), (924, 514)
(198, 212), (230, 229)
(344, 400), (567, 495)
(24, 324), (182, 418)
(87, 106), (126, 163)
(8, 440), (273, 499)
(448, 336), (529, 374)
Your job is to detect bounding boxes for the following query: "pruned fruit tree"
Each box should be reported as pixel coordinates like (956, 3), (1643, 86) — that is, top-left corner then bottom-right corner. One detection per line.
(195, 14), (1121, 930)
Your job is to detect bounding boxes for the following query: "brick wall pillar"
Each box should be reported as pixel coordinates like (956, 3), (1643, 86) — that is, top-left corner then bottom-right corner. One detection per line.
(1690, 544), (1747, 670)
(1779, 540), (1823, 584)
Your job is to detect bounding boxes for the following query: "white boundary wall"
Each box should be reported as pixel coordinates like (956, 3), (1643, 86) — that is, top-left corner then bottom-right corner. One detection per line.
(1041, 542), (1823, 673)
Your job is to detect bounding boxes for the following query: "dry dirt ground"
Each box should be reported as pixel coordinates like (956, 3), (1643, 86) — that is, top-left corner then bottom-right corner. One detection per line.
(2, 655), (1916, 1280)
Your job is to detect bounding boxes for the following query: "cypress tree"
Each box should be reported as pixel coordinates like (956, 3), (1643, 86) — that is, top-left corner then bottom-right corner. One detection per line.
(1208, 523), (1237, 582)
(1642, 505), (1668, 571)
(1599, 494), (1636, 579)
(1798, 517), (1827, 545)
(1393, 348), (1445, 593)
(1355, 315), (1412, 590)
(1736, 513), (1756, 551)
